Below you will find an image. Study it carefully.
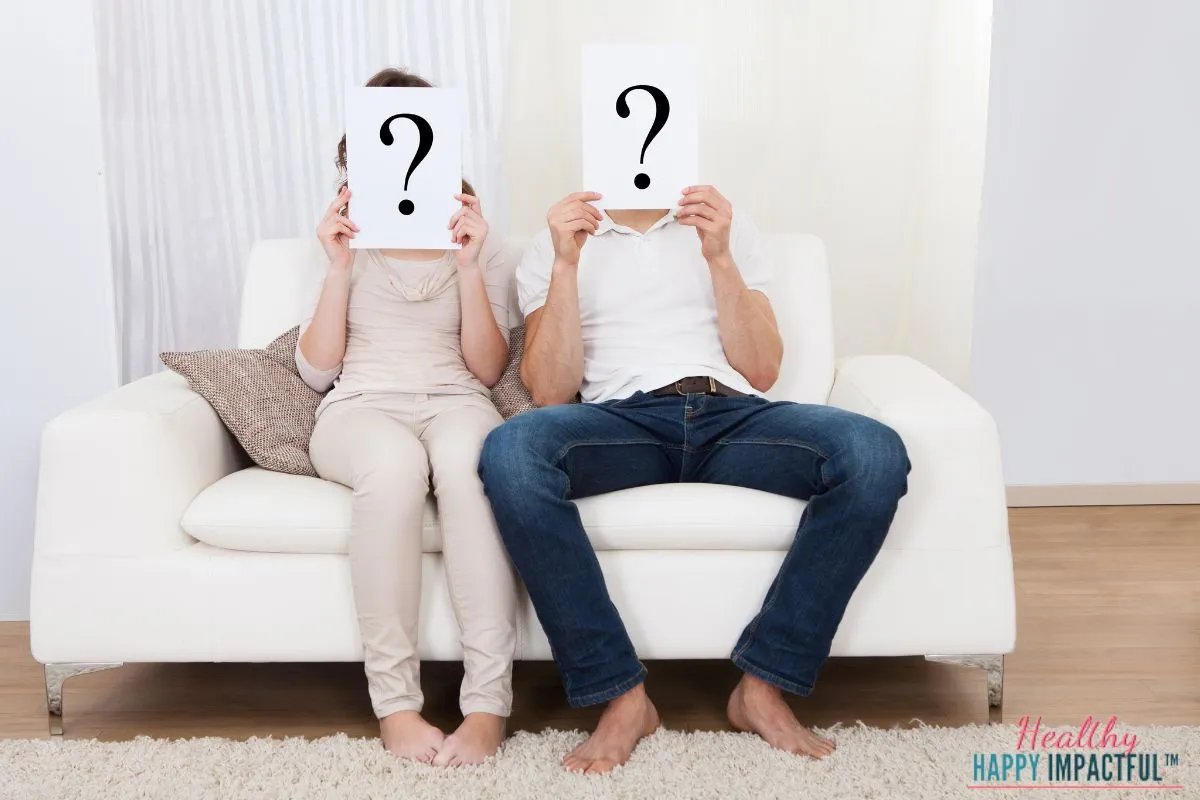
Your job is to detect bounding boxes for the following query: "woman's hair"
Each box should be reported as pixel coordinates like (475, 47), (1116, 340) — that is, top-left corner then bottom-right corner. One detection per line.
(336, 67), (474, 198)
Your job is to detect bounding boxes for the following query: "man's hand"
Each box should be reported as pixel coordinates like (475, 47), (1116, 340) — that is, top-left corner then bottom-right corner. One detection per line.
(676, 185), (733, 263)
(548, 192), (604, 266)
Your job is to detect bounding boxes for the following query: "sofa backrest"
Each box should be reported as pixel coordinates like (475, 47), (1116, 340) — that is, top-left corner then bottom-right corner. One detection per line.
(238, 233), (835, 404)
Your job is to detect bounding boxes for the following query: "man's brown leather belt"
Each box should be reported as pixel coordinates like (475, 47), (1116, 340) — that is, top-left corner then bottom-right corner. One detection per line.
(649, 376), (747, 398)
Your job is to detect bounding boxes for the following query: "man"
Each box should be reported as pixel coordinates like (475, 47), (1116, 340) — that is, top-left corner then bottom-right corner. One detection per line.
(478, 186), (909, 773)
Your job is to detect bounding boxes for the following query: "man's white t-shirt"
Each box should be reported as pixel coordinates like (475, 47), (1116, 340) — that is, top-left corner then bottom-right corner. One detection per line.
(517, 211), (774, 404)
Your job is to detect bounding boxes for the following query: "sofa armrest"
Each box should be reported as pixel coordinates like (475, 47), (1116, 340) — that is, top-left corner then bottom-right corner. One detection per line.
(828, 355), (1008, 549)
(34, 370), (243, 557)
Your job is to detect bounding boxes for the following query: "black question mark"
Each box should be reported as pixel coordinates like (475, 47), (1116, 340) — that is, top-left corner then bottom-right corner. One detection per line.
(616, 85), (670, 190)
(379, 113), (433, 215)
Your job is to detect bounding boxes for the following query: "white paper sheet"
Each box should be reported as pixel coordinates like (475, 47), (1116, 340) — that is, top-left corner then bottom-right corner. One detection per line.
(581, 45), (699, 210)
(344, 87), (462, 249)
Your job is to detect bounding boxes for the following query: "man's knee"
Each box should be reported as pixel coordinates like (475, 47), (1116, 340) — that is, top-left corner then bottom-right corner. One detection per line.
(832, 413), (910, 498)
(478, 418), (523, 489)
(478, 407), (572, 488)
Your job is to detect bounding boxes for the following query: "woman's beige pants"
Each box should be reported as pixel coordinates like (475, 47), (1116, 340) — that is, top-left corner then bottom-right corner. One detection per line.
(309, 392), (517, 719)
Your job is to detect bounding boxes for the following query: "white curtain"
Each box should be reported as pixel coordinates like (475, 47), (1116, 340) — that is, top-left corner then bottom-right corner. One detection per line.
(95, 0), (510, 382)
(505, 0), (992, 387)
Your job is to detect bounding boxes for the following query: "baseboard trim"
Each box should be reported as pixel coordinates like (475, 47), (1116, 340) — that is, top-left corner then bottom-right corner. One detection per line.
(1007, 483), (1200, 508)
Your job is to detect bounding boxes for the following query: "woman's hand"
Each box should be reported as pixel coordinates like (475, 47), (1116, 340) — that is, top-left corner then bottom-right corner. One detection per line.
(317, 187), (359, 271)
(450, 193), (488, 270)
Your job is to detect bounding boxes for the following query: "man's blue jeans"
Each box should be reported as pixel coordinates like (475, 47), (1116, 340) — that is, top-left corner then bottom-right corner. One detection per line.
(478, 391), (909, 707)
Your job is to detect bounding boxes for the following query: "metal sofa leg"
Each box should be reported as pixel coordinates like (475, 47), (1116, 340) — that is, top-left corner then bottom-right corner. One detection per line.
(44, 663), (123, 737)
(983, 655), (1004, 716)
(925, 654), (1004, 720)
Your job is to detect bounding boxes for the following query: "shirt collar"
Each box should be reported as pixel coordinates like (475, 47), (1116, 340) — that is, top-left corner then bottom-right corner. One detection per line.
(596, 209), (678, 237)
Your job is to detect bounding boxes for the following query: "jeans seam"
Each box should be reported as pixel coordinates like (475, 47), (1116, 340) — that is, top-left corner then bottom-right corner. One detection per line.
(709, 438), (832, 461)
(732, 653), (814, 697)
(568, 663), (648, 708)
(551, 438), (667, 466)
(681, 396), (693, 478)
(731, 521), (804, 662)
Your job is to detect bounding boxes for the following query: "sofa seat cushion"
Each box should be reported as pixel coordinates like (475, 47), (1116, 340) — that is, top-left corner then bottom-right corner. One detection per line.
(181, 467), (808, 555)
(182, 468), (440, 554)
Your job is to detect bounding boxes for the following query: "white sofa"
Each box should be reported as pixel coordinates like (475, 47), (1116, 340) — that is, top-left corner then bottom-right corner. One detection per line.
(30, 234), (1015, 735)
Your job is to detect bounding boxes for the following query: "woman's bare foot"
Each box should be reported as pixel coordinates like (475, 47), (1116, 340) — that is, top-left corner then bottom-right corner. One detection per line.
(727, 674), (836, 759)
(432, 712), (507, 766)
(379, 710), (445, 763)
(562, 684), (660, 774)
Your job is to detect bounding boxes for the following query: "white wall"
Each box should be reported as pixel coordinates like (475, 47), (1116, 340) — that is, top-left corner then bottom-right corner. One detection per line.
(972, 0), (1200, 486)
(505, 0), (992, 387)
(0, 1), (118, 619)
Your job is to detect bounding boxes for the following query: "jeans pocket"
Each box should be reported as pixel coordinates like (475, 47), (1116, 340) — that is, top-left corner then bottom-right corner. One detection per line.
(604, 391), (648, 409)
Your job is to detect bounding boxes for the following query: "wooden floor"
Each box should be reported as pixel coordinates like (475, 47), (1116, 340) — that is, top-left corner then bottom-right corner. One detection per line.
(2, 506), (1197, 740)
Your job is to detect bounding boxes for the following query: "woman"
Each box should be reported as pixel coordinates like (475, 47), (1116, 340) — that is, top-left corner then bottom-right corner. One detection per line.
(297, 68), (516, 766)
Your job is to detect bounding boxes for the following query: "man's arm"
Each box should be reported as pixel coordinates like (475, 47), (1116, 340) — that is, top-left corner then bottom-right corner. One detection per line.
(519, 192), (604, 406)
(677, 185), (783, 392)
(521, 271), (583, 406)
(708, 258), (783, 392)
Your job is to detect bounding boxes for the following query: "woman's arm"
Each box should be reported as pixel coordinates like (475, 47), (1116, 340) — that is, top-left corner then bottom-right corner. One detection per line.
(296, 187), (357, 390)
(296, 269), (352, 388)
(458, 265), (509, 387)
(453, 193), (509, 387)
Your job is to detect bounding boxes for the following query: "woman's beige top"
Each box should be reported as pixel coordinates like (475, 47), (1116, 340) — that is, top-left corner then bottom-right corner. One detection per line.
(296, 239), (512, 418)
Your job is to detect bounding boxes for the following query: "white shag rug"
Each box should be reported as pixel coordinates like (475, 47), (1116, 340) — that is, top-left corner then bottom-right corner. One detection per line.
(2, 725), (1197, 800)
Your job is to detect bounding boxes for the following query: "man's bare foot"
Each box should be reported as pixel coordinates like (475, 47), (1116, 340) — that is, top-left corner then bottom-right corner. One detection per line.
(432, 712), (507, 766)
(727, 673), (836, 759)
(563, 684), (660, 774)
(379, 710), (445, 763)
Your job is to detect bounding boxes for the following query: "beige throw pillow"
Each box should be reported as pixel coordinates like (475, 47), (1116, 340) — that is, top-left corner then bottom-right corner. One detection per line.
(491, 324), (536, 419)
(162, 322), (539, 477)
(160, 326), (322, 477)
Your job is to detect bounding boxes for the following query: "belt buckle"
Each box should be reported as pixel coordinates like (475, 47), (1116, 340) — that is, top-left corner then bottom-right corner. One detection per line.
(707, 377), (717, 394)
(674, 380), (687, 396)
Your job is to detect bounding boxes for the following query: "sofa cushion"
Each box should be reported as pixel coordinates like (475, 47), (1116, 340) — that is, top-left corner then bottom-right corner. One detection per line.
(181, 467), (808, 554)
(182, 468), (439, 554)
